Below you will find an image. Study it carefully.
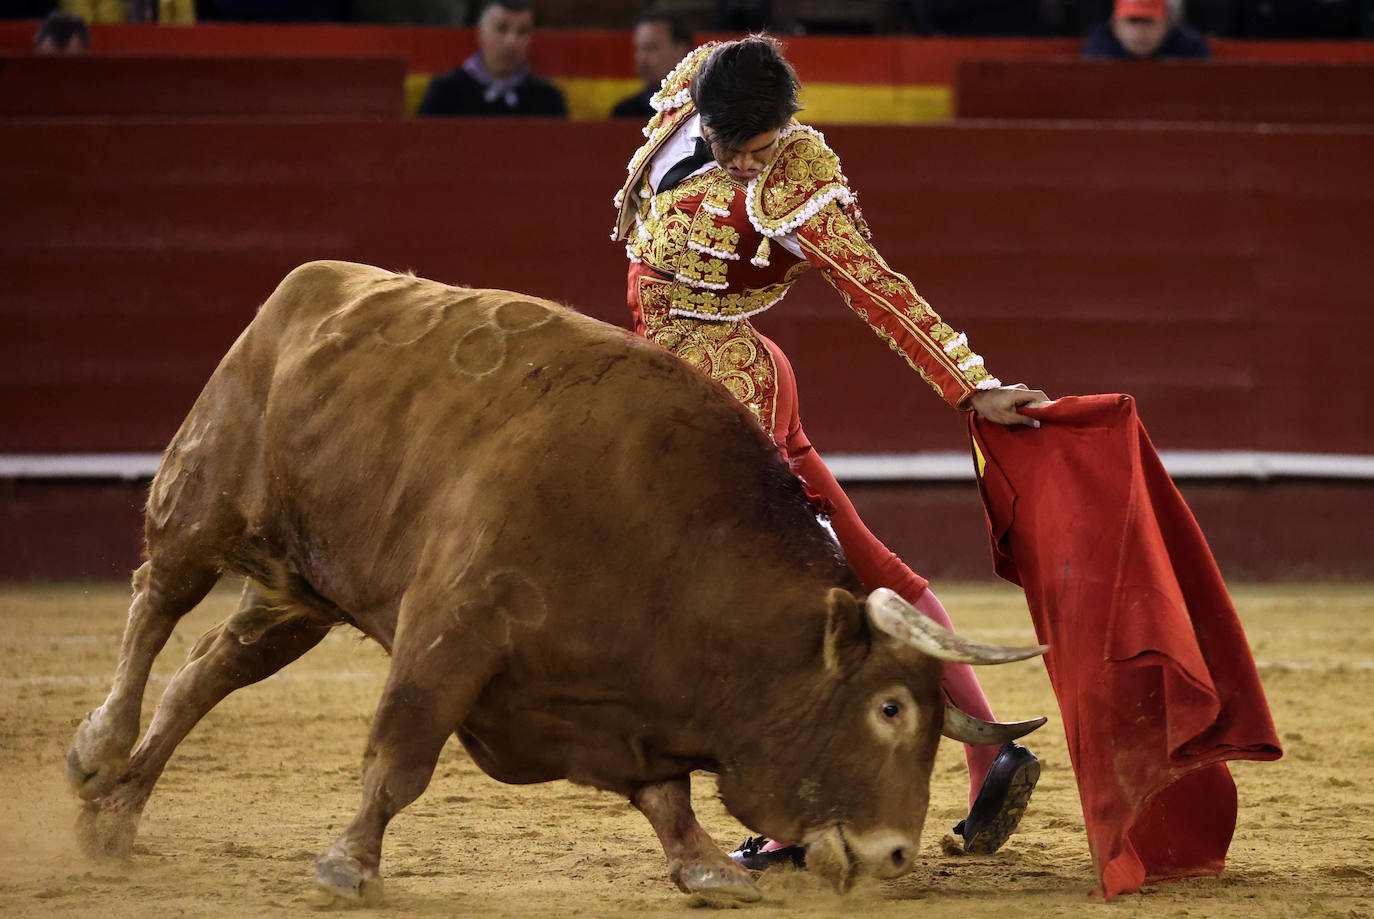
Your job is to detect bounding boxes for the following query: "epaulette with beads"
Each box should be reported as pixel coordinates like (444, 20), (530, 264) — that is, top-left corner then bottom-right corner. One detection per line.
(743, 123), (853, 268)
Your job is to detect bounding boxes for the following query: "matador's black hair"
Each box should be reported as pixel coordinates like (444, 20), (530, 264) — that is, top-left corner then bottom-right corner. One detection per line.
(690, 36), (801, 152)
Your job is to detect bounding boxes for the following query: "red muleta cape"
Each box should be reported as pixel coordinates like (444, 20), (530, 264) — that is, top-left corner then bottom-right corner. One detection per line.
(968, 394), (1282, 899)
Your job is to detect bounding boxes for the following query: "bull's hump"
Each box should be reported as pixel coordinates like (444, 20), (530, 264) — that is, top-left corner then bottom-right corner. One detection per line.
(268, 263), (730, 429)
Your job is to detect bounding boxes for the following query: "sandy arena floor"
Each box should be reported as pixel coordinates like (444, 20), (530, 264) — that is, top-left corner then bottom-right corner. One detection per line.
(0, 580), (1369, 919)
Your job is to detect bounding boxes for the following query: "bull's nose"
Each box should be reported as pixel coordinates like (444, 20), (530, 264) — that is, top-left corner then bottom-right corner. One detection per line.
(850, 830), (919, 880)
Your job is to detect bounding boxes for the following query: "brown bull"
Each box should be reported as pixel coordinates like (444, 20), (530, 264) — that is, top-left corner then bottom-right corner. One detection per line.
(67, 261), (1045, 904)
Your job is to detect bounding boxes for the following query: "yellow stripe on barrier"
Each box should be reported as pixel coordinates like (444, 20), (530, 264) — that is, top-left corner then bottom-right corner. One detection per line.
(552, 77), (645, 121)
(406, 75), (952, 124)
(406, 73), (432, 117)
(799, 83), (952, 123)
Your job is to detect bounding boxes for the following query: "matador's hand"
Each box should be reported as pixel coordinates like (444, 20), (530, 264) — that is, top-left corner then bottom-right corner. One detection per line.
(969, 384), (1052, 428)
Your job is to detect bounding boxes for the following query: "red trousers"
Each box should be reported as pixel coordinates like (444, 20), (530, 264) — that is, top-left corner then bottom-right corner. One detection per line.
(760, 329), (932, 601)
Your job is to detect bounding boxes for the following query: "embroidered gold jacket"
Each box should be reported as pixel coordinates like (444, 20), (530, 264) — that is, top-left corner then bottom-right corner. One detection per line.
(611, 43), (1000, 409)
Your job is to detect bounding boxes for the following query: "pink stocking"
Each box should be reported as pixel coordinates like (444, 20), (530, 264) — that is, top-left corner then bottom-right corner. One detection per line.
(914, 588), (1001, 808)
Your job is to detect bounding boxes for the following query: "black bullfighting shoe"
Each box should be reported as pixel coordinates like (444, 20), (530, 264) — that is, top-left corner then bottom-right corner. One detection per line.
(728, 836), (807, 871)
(953, 742), (1040, 855)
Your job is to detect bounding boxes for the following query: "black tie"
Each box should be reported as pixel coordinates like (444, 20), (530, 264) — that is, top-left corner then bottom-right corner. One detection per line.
(656, 137), (714, 195)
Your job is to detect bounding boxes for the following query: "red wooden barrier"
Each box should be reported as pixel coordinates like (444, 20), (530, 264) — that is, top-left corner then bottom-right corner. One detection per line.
(2, 118), (1371, 457)
(956, 59), (1374, 123)
(0, 54), (406, 119)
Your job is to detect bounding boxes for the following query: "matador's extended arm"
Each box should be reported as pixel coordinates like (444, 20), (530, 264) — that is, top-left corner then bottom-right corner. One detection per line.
(796, 203), (1002, 410)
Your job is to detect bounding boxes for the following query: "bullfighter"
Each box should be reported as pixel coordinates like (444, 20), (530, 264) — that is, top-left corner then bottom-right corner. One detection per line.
(610, 35), (1050, 865)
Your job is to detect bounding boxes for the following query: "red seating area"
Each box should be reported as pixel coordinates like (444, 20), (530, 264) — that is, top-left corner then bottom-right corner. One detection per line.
(4, 21), (1374, 87)
(0, 53), (406, 119)
(2, 22), (1372, 579)
(956, 59), (1374, 122)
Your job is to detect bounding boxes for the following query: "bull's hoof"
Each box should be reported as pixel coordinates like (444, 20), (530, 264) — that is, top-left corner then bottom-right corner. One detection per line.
(67, 711), (134, 800)
(803, 831), (858, 894)
(672, 860), (763, 904)
(313, 854), (384, 907)
(75, 802), (140, 860)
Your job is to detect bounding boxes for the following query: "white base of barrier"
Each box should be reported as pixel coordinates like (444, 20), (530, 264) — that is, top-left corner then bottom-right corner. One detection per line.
(3, 451), (1374, 482)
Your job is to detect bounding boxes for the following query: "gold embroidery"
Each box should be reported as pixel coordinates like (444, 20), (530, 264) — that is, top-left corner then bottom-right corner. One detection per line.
(688, 218), (741, 256)
(614, 105), (695, 238)
(636, 275), (780, 433)
(928, 322), (956, 345)
(809, 206), (936, 325)
(676, 248), (729, 287)
(800, 203), (997, 393)
(629, 172), (800, 309)
(670, 280), (794, 319)
(748, 125), (850, 236)
(810, 158), (837, 182)
(702, 181), (736, 216)
(791, 138), (818, 161)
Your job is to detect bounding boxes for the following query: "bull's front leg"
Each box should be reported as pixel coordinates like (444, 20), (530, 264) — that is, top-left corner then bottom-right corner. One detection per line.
(314, 583), (505, 907)
(68, 561), (219, 804)
(632, 778), (762, 903)
(77, 597), (333, 860)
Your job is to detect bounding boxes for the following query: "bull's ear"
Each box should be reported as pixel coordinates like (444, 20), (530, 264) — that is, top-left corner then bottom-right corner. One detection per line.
(823, 587), (871, 678)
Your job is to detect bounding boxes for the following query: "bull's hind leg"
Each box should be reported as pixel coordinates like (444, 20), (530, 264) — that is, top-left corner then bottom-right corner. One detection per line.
(633, 778), (762, 903)
(75, 584), (334, 858)
(68, 558), (220, 804)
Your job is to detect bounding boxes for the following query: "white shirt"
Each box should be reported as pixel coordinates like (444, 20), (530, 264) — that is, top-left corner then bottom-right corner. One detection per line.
(645, 113), (803, 259)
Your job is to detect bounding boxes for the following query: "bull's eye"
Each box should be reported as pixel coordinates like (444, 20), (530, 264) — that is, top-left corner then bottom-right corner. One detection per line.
(880, 700), (901, 719)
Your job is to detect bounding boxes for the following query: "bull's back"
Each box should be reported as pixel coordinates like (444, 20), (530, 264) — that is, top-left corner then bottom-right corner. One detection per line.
(173, 261), (777, 610)
(260, 260), (724, 497)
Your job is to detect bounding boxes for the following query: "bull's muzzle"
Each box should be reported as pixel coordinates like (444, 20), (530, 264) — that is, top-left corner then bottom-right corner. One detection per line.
(805, 825), (916, 892)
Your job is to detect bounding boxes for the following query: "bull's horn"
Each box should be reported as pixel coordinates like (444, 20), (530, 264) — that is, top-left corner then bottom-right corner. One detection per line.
(865, 588), (1047, 665)
(942, 704), (1048, 745)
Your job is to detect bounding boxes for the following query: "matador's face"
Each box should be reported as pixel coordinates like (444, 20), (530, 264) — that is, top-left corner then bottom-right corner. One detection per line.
(703, 126), (782, 183)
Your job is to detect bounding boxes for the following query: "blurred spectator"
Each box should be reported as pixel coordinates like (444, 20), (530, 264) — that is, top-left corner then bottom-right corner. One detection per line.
(1, 3), (57, 22)
(908, 0), (1048, 35)
(1235, 0), (1370, 37)
(196, 0), (345, 21)
(611, 11), (693, 119)
(417, 0), (567, 117)
(351, 0), (467, 25)
(716, 0), (772, 31)
(1083, 0), (1211, 57)
(34, 9), (89, 51)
